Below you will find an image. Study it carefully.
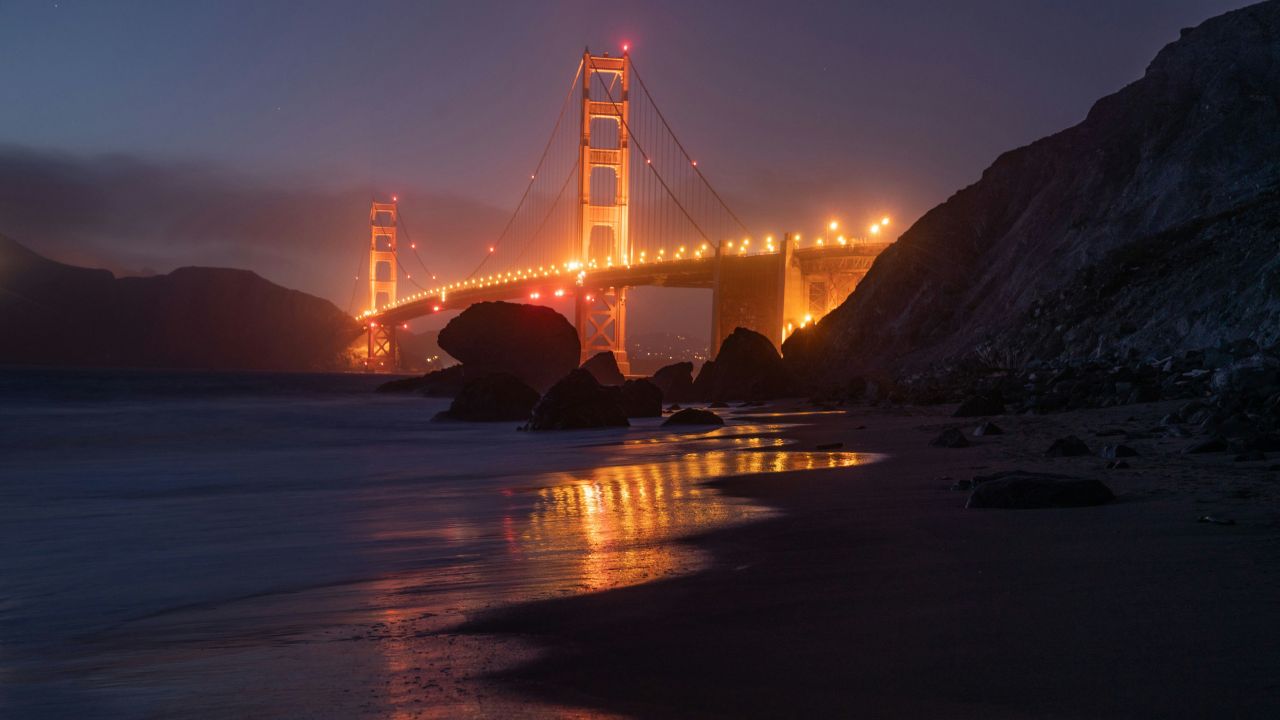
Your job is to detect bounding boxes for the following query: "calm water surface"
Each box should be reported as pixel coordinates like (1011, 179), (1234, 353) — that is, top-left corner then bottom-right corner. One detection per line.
(0, 368), (874, 718)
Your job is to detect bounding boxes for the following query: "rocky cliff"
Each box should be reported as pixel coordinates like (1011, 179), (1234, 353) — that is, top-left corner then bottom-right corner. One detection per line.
(0, 235), (362, 371)
(788, 1), (1280, 384)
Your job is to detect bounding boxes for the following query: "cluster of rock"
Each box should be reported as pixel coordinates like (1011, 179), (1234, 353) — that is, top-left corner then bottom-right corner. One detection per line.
(878, 339), (1265, 413)
(378, 305), (802, 429)
(900, 338), (1280, 462)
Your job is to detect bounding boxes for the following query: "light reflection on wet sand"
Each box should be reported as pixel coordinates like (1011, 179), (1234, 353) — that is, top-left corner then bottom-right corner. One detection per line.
(523, 446), (870, 592)
(59, 424), (878, 718)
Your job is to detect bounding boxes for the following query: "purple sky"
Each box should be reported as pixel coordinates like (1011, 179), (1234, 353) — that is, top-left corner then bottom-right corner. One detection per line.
(0, 0), (1251, 338)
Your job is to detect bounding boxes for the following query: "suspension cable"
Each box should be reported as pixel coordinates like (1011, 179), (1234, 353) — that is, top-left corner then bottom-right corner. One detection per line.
(588, 55), (718, 250)
(395, 207), (438, 284)
(509, 161), (578, 268)
(629, 59), (752, 238)
(466, 59), (584, 280)
(347, 244), (365, 315)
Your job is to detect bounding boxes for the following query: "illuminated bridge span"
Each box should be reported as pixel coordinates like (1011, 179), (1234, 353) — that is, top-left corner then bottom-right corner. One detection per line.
(359, 49), (890, 371)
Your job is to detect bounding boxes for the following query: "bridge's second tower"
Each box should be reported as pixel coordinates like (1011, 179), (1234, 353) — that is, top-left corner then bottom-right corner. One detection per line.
(576, 50), (631, 373)
(366, 200), (398, 369)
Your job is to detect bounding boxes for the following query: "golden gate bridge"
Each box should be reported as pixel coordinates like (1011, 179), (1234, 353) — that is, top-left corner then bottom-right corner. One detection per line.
(356, 48), (891, 371)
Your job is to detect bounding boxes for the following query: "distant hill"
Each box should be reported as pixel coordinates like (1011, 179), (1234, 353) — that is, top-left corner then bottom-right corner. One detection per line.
(788, 1), (1280, 382)
(0, 234), (363, 371)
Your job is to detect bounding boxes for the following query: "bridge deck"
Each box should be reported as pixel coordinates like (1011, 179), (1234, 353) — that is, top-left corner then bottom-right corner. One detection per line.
(364, 243), (890, 326)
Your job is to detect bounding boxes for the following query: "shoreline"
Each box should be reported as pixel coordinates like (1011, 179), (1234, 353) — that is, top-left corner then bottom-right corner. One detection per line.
(460, 400), (1280, 718)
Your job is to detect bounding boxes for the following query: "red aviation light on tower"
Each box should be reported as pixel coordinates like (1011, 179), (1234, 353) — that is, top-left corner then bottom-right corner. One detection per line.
(622, 42), (630, 53)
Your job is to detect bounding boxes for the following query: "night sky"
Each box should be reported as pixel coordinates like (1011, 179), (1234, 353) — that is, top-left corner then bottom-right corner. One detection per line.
(0, 0), (1250, 338)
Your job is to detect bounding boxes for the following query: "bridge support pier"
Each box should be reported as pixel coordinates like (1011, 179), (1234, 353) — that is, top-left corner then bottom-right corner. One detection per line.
(365, 321), (398, 371)
(576, 286), (630, 375)
(710, 235), (882, 357)
(710, 241), (795, 356)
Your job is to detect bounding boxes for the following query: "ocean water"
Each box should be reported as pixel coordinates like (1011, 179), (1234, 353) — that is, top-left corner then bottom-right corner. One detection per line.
(0, 368), (871, 718)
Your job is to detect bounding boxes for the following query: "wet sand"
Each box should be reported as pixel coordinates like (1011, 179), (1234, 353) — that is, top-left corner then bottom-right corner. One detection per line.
(462, 401), (1280, 718)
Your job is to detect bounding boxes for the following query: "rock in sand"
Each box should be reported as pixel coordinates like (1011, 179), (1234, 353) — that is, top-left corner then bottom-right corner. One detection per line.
(662, 408), (725, 427)
(973, 421), (1004, 437)
(692, 327), (795, 402)
(931, 428), (971, 448)
(524, 369), (629, 430)
(967, 471), (1115, 509)
(437, 373), (539, 422)
(619, 378), (663, 417)
(581, 351), (626, 386)
(650, 361), (696, 402)
(1045, 435), (1092, 457)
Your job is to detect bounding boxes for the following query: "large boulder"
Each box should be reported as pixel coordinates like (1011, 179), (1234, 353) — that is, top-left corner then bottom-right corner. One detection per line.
(437, 302), (579, 392)
(375, 364), (466, 397)
(437, 373), (539, 422)
(525, 369), (629, 430)
(692, 328), (795, 402)
(581, 351), (626, 386)
(620, 379), (663, 417)
(966, 471), (1115, 509)
(649, 361), (696, 402)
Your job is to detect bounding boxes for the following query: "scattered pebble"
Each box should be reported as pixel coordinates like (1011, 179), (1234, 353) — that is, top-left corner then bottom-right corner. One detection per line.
(1197, 515), (1236, 526)
(1045, 435), (1091, 457)
(973, 421), (1004, 437)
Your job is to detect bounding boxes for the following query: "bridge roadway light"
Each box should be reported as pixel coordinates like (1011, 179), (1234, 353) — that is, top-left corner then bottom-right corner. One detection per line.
(881, 216), (890, 226)
(829, 220), (839, 231)
(869, 224), (881, 235)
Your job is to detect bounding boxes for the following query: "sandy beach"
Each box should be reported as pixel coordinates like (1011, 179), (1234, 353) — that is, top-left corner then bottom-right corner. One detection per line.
(462, 400), (1280, 718)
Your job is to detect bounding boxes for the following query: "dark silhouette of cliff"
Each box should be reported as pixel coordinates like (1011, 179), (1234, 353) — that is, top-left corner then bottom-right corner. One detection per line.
(0, 234), (362, 371)
(788, 1), (1280, 383)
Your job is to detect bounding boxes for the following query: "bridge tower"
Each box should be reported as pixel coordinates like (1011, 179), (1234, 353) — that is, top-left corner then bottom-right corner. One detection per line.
(576, 50), (631, 373)
(366, 200), (399, 370)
